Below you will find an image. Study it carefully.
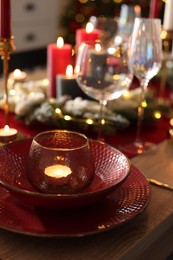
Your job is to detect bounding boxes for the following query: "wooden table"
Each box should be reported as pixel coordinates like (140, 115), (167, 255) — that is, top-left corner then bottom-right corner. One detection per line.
(0, 139), (173, 260)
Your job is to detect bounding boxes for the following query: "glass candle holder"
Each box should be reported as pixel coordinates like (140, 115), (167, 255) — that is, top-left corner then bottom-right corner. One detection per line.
(27, 130), (95, 194)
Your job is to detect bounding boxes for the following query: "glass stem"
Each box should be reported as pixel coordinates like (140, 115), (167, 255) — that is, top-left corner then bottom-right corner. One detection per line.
(98, 99), (107, 140)
(135, 79), (149, 144)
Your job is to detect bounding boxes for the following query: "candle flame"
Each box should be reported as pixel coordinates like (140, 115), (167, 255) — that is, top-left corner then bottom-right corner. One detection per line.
(123, 90), (130, 98)
(66, 65), (73, 77)
(57, 37), (64, 48)
(134, 5), (141, 16)
(4, 125), (10, 132)
(14, 69), (22, 78)
(86, 22), (94, 33)
(95, 43), (102, 52)
(75, 65), (80, 74)
(45, 165), (71, 178)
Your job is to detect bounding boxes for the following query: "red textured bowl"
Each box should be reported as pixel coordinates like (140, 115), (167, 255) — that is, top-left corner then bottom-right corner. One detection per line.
(0, 138), (130, 209)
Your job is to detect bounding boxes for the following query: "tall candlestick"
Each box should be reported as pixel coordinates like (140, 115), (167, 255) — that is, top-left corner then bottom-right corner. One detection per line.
(47, 37), (72, 98)
(163, 0), (173, 31)
(149, 0), (160, 18)
(0, 0), (11, 38)
(0, 0), (16, 141)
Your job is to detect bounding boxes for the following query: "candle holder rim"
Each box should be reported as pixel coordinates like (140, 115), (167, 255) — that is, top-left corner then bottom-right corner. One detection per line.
(32, 130), (89, 151)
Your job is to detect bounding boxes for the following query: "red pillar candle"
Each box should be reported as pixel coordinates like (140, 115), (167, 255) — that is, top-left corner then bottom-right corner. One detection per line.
(149, 0), (160, 18)
(47, 37), (72, 98)
(76, 22), (101, 53)
(0, 0), (11, 38)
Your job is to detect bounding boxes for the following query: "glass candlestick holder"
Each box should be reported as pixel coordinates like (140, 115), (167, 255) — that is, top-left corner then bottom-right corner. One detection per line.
(27, 130), (95, 194)
(0, 36), (17, 143)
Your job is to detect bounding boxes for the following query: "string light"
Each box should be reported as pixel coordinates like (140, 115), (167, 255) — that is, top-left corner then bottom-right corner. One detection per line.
(142, 100), (147, 108)
(113, 0), (123, 3)
(54, 108), (106, 126)
(55, 108), (62, 115)
(154, 111), (162, 119)
(86, 119), (94, 125)
(64, 115), (72, 121)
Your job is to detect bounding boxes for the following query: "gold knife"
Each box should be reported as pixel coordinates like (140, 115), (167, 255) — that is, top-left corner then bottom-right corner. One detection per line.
(147, 178), (173, 191)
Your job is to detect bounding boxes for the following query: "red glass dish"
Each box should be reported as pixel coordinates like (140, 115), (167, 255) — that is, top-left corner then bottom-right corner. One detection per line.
(0, 138), (130, 208)
(0, 165), (150, 237)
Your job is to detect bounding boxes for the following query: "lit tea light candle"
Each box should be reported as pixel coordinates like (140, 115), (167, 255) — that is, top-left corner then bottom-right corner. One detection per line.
(0, 125), (17, 143)
(56, 64), (86, 99)
(10, 69), (27, 82)
(45, 164), (71, 178)
(9, 69), (27, 92)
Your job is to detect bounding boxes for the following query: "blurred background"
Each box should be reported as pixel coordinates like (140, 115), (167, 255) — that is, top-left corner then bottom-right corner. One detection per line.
(0, 0), (165, 73)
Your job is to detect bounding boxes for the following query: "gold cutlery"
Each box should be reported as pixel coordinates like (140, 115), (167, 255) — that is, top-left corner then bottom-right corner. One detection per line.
(147, 178), (173, 191)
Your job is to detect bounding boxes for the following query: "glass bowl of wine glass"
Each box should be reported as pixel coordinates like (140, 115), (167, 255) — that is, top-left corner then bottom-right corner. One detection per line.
(75, 40), (133, 138)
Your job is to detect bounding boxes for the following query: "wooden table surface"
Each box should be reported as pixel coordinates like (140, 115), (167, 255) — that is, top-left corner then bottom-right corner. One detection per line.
(0, 140), (173, 260)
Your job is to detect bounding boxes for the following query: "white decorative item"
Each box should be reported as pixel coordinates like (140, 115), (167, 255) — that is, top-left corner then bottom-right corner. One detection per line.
(163, 0), (173, 30)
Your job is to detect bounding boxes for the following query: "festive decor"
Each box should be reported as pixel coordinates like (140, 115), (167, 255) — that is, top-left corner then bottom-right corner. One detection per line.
(0, 77), (170, 135)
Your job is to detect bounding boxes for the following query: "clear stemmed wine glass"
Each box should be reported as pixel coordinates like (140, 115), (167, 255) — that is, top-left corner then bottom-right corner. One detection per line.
(120, 18), (162, 154)
(75, 40), (133, 139)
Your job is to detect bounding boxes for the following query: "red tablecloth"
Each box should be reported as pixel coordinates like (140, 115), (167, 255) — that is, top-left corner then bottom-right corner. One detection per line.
(0, 108), (170, 158)
(0, 78), (171, 158)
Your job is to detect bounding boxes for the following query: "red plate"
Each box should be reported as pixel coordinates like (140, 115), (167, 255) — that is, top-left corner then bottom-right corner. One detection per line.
(0, 165), (150, 237)
(0, 138), (130, 208)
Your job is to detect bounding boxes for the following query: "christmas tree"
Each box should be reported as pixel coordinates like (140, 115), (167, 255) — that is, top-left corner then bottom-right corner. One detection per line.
(60, 0), (151, 46)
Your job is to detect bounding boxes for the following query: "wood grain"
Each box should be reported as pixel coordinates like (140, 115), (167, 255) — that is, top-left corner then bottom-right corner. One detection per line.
(0, 140), (173, 260)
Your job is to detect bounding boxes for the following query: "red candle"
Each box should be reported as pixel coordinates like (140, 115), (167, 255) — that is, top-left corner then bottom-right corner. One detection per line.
(149, 0), (160, 18)
(0, 0), (11, 38)
(47, 37), (72, 98)
(56, 65), (86, 99)
(76, 22), (101, 53)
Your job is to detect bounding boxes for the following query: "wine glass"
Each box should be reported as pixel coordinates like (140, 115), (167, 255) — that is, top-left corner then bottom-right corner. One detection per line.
(120, 18), (162, 154)
(89, 16), (118, 42)
(75, 41), (133, 139)
(118, 4), (141, 41)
